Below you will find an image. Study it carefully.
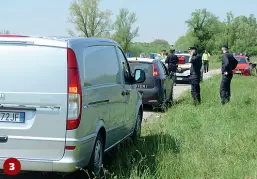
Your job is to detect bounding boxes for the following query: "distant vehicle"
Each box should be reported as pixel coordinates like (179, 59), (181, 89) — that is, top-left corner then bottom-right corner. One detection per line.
(175, 50), (188, 54)
(232, 55), (252, 76)
(0, 34), (146, 177)
(140, 53), (146, 58)
(175, 53), (203, 83)
(128, 58), (174, 112)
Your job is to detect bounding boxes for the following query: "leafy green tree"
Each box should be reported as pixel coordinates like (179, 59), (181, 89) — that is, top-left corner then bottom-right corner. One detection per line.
(113, 8), (139, 52)
(175, 9), (257, 55)
(68, 0), (113, 37)
(174, 31), (199, 51)
(151, 39), (170, 46)
(186, 9), (220, 53)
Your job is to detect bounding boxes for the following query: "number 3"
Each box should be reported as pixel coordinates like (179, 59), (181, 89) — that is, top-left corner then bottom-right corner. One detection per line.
(9, 163), (15, 170)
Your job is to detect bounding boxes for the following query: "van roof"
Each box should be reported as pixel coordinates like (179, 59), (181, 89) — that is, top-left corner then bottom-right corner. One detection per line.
(0, 35), (119, 48)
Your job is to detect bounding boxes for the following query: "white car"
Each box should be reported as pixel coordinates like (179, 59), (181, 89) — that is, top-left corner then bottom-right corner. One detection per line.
(175, 53), (203, 83)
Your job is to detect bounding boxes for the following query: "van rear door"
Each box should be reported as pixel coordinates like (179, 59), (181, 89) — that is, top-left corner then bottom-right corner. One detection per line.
(0, 42), (67, 160)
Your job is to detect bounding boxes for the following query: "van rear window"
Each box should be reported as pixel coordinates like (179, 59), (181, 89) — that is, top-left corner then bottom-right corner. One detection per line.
(129, 62), (153, 77)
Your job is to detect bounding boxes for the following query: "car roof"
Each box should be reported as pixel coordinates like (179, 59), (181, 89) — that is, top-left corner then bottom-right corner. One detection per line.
(0, 35), (119, 48)
(127, 57), (158, 63)
(176, 53), (190, 56)
(234, 55), (246, 58)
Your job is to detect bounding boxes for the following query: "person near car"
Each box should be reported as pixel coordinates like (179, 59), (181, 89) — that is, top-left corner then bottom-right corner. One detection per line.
(220, 44), (236, 105)
(165, 49), (178, 85)
(202, 50), (210, 73)
(163, 52), (168, 60)
(188, 46), (202, 105)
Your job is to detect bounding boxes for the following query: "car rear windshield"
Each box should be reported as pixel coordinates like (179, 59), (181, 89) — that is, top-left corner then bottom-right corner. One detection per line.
(235, 57), (247, 64)
(177, 55), (190, 63)
(129, 62), (153, 77)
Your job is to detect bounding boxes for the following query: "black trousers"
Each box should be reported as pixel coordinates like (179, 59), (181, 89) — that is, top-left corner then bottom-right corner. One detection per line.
(169, 71), (176, 84)
(203, 61), (209, 73)
(220, 74), (233, 104)
(190, 77), (201, 104)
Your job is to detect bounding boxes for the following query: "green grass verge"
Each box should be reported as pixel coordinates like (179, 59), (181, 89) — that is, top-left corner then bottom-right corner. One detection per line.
(104, 75), (257, 179)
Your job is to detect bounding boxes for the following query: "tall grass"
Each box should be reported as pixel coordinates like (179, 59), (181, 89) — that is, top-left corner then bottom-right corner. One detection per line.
(105, 75), (257, 179)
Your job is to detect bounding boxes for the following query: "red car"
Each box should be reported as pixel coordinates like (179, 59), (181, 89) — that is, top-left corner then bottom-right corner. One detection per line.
(232, 55), (251, 76)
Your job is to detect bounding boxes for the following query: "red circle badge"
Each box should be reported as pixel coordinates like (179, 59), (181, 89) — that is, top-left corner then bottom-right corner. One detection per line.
(3, 158), (21, 176)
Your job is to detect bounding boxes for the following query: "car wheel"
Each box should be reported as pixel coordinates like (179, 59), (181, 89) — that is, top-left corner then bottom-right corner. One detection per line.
(88, 134), (104, 178)
(131, 110), (142, 142)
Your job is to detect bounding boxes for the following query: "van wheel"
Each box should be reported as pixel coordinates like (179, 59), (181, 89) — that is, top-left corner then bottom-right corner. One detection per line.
(88, 134), (104, 178)
(132, 111), (142, 142)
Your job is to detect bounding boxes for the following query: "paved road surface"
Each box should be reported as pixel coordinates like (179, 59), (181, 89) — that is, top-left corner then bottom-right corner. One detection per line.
(143, 69), (220, 121)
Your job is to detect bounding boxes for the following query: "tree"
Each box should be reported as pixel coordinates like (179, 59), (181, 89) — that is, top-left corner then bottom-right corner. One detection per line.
(186, 9), (220, 53)
(174, 31), (199, 51)
(0, 30), (10, 34)
(112, 8), (139, 52)
(68, 0), (113, 37)
(151, 39), (170, 46)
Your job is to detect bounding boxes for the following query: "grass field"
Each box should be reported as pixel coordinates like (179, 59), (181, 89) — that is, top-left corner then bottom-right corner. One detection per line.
(104, 75), (257, 179)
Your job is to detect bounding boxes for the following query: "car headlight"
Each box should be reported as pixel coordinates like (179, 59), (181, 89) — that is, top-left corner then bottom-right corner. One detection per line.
(245, 66), (250, 70)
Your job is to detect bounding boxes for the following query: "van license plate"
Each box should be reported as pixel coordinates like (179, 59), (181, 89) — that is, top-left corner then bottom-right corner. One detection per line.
(177, 77), (183, 80)
(0, 112), (25, 123)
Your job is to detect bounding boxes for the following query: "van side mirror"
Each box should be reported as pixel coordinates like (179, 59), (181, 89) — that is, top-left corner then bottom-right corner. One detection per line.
(134, 69), (145, 83)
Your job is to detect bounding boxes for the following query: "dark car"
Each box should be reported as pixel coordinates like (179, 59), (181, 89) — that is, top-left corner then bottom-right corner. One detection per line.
(128, 58), (174, 112)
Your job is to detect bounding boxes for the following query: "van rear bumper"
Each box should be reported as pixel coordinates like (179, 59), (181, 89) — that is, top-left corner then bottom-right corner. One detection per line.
(0, 136), (96, 173)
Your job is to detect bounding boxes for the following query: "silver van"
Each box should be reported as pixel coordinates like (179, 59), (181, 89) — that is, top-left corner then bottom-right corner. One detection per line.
(0, 35), (146, 177)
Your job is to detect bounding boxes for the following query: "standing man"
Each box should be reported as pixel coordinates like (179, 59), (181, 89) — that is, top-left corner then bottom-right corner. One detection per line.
(220, 45), (238, 105)
(202, 50), (211, 73)
(188, 46), (202, 105)
(165, 49), (178, 85)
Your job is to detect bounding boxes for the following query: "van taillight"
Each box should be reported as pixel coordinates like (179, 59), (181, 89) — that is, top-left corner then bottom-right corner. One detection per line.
(152, 64), (158, 76)
(67, 48), (82, 130)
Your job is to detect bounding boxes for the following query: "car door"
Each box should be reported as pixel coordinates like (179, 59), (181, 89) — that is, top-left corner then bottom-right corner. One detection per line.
(160, 62), (173, 99)
(115, 47), (137, 136)
(82, 45), (126, 148)
(157, 61), (171, 101)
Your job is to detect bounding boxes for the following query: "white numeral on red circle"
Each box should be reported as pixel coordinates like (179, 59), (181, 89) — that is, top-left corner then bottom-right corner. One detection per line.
(9, 163), (15, 171)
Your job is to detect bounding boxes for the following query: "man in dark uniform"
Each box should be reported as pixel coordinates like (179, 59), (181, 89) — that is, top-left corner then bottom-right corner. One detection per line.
(220, 45), (235, 105)
(188, 46), (202, 105)
(165, 49), (178, 85)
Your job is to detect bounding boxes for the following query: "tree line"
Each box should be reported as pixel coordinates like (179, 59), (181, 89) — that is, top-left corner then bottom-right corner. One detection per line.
(175, 9), (257, 55)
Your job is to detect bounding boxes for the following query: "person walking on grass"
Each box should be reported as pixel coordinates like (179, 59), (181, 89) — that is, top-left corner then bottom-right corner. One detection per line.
(202, 50), (211, 73)
(220, 45), (238, 105)
(188, 46), (202, 105)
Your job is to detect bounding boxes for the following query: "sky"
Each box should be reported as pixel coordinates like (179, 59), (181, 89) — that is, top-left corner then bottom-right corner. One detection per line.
(0, 0), (256, 44)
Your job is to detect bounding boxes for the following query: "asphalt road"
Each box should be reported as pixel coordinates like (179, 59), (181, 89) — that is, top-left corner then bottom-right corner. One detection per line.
(143, 69), (220, 121)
